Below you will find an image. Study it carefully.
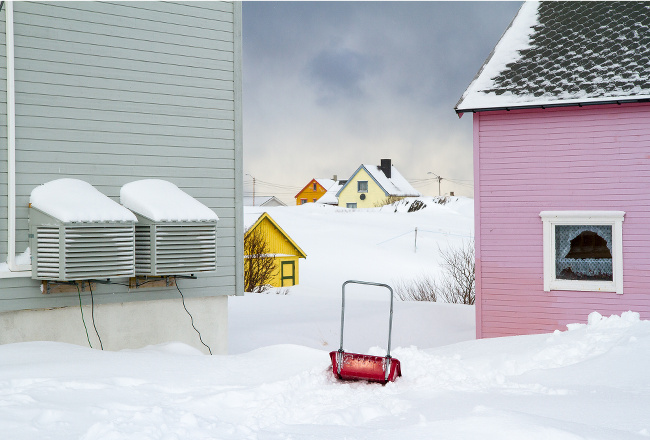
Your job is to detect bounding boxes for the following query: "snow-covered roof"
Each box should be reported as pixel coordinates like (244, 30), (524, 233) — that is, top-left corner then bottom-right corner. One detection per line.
(338, 164), (420, 198)
(120, 179), (218, 222)
(315, 178), (336, 191)
(316, 181), (345, 205)
(456, 1), (650, 112)
(30, 178), (137, 223)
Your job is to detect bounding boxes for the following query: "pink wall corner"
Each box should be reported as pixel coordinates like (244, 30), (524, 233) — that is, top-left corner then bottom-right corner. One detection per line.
(473, 112), (482, 339)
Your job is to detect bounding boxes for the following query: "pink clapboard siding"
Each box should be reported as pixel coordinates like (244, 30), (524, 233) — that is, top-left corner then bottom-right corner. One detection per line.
(474, 102), (650, 339)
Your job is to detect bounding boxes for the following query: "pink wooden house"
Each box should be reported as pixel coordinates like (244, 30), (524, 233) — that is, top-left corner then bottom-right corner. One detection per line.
(455, 2), (650, 338)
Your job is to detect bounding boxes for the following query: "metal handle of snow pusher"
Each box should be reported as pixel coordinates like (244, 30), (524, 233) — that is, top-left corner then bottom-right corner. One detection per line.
(337, 280), (395, 379)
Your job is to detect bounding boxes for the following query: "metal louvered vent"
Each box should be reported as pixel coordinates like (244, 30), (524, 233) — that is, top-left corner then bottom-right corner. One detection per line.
(63, 225), (135, 280)
(35, 226), (60, 279)
(30, 208), (136, 281)
(32, 223), (135, 281)
(134, 222), (217, 276)
(120, 180), (219, 276)
(135, 225), (153, 275)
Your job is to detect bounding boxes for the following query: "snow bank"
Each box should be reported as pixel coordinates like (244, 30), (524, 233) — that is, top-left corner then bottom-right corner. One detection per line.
(120, 179), (218, 222)
(1, 311), (649, 439)
(30, 178), (136, 223)
(567, 310), (640, 331)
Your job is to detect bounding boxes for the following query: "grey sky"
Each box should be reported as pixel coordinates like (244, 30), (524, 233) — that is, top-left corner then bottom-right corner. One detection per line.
(242, 2), (522, 203)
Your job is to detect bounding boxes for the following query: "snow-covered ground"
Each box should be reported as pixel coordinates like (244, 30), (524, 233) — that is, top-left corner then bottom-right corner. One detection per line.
(2, 198), (650, 439)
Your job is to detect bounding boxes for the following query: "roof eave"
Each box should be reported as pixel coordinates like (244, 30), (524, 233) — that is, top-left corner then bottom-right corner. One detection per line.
(455, 97), (650, 115)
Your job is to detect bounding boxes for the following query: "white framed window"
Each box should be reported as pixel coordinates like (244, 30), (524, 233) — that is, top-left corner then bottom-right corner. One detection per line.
(346, 203), (357, 209)
(540, 211), (624, 294)
(357, 181), (368, 193)
(300, 199), (307, 204)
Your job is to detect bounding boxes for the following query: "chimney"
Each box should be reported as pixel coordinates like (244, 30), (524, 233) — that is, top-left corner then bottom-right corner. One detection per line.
(380, 159), (392, 178)
(332, 175), (337, 181)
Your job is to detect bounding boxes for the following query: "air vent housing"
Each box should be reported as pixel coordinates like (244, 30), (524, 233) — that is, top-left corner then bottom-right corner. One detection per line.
(29, 179), (137, 281)
(29, 209), (136, 281)
(121, 180), (219, 276)
(133, 219), (217, 275)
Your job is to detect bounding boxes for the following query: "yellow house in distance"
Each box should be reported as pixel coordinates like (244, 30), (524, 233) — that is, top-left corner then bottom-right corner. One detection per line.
(295, 178), (335, 205)
(244, 212), (307, 288)
(337, 159), (421, 208)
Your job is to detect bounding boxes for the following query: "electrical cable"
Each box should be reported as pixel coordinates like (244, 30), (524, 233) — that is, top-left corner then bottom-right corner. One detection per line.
(176, 279), (213, 355)
(76, 283), (93, 349)
(89, 283), (104, 350)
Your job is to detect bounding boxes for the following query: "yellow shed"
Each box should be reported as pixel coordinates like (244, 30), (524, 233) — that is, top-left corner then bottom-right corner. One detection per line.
(244, 212), (307, 289)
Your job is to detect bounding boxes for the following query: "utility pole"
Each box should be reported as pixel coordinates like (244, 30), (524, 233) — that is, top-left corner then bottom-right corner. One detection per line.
(246, 173), (255, 206)
(427, 172), (443, 196)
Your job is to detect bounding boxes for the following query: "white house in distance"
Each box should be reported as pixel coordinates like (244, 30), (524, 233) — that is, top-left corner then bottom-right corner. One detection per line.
(243, 196), (287, 207)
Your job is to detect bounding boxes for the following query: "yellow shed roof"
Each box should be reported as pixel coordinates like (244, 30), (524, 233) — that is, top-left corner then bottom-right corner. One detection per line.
(245, 212), (307, 259)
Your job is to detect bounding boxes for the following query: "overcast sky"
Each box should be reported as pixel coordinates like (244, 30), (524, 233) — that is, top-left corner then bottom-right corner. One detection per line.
(242, 1), (522, 203)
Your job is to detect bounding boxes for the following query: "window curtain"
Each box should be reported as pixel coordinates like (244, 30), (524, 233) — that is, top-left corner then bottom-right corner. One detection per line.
(555, 225), (613, 280)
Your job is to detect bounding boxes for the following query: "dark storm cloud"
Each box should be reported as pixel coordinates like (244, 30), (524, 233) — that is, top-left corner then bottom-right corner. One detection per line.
(242, 2), (522, 202)
(307, 48), (381, 102)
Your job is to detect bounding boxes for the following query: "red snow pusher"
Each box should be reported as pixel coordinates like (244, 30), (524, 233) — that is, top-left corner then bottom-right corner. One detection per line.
(330, 280), (401, 384)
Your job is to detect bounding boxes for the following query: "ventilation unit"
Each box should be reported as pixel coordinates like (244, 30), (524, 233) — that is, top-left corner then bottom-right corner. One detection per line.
(120, 180), (219, 276)
(29, 179), (137, 281)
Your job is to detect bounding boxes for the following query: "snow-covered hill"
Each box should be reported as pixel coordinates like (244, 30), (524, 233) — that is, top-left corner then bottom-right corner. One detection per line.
(243, 196), (475, 298)
(234, 197), (476, 354)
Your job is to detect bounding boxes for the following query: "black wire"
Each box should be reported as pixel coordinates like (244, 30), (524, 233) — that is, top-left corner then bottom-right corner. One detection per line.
(76, 283), (93, 349)
(176, 279), (213, 355)
(89, 283), (104, 350)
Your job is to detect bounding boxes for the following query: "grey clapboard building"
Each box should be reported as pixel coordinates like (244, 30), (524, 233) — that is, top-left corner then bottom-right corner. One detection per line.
(0, 2), (243, 353)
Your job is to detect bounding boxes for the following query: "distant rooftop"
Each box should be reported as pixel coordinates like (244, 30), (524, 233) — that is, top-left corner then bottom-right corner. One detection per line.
(243, 196), (287, 207)
(456, 1), (650, 112)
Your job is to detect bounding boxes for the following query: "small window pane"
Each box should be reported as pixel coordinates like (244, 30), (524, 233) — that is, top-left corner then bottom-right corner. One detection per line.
(346, 203), (357, 208)
(357, 181), (368, 192)
(555, 225), (613, 281)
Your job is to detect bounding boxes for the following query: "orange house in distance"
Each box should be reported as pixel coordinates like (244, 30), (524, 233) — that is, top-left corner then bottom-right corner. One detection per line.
(295, 178), (335, 205)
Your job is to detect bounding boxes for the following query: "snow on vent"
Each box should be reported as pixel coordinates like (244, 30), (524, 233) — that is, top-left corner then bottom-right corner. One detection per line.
(121, 180), (218, 276)
(120, 179), (218, 222)
(31, 178), (136, 223)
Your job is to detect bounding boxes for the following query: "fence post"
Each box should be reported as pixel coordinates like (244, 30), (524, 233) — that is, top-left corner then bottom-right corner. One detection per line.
(414, 227), (418, 253)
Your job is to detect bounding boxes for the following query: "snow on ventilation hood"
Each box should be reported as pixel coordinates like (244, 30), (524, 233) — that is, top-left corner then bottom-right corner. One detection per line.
(120, 179), (219, 222)
(30, 178), (137, 223)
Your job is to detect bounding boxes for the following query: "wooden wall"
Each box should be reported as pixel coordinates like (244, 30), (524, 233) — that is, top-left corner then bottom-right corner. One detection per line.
(0, 2), (243, 312)
(474, 102), (650, 337)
